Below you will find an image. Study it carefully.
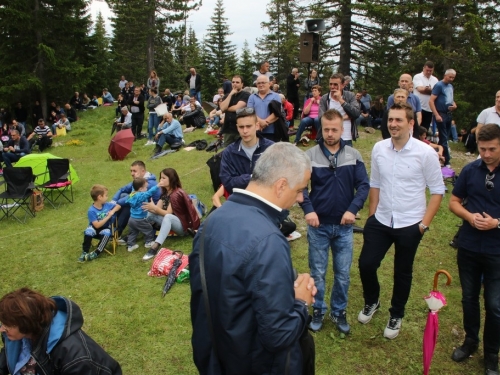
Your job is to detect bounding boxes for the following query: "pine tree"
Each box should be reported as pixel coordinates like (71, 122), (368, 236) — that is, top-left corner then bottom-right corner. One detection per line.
(202, 0), (238, 97)
(254, 0), (302, 85)
(237, 41), (255, 88)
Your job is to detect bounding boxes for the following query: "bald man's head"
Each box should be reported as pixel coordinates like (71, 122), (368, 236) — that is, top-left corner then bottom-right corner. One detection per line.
(398, 74), (412, 90)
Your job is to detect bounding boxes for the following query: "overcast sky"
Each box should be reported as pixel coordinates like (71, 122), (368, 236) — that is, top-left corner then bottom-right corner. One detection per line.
(89, 0), (270, 52)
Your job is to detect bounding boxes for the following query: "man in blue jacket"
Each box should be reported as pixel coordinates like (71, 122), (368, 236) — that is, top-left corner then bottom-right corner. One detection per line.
(300, 109), (369, 334)
(190, 142), (316, 375)
(111, 160), (160, 242)
(219, 107), (274, 195)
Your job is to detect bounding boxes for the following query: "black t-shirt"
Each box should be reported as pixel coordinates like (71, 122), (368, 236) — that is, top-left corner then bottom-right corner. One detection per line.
(223, 91), (251, 134)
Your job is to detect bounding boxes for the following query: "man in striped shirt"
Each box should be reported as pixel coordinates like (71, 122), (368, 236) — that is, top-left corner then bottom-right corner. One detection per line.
(27, 118), (53, 151)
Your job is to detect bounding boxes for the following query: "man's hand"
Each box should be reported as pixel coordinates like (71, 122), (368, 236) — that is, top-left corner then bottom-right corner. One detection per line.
(305, 212), (320, 227)
(294, 273), (316, 305)
(448, 103), (457, 112)
(434, 114), (443, 122)
(473, 212), (498, 230)
(468, 212), (484, 228)
(8, 146), (14, 152)
(340, 211), (356, 225)
(332, 90), (342, 101)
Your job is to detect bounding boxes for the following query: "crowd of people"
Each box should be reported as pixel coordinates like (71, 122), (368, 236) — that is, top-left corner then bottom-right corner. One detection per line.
(2, 60), (500, 375)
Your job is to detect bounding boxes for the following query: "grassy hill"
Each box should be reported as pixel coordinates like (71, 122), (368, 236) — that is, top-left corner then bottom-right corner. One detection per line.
(0, 105), (483, 374)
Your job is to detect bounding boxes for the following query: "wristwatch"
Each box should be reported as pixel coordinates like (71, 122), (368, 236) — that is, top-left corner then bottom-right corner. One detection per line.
(497, 219), (500, 229)
(419, 222), (429, 233)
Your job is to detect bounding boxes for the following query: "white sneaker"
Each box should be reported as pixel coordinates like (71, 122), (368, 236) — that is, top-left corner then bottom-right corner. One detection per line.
(144, 241), (154, 248)
(127, 244), (139, 252)
(357, 301), (380, 324)
(286, 231), (302, 241)
(384, 316), (402, 339)
(181, 139), (185, 145)
(144, 140), (155, 146)
(117, 237), (127, 246)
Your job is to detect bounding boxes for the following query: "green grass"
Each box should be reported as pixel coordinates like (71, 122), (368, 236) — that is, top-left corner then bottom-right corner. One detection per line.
(0, 106), (484, 374)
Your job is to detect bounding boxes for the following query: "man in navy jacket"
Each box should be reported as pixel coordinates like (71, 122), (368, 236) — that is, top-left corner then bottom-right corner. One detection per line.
(190, 142), (316, 374)
(300, 109), (369, 334)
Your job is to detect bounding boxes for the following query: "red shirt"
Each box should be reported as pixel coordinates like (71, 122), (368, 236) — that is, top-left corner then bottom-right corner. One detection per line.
(283, 100), (294, 121)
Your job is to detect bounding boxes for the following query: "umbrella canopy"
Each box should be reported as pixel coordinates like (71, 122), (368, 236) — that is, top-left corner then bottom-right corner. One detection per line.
(109, 128), (134, 161)
(163, 255), (183, 297)
(423, 270), (452, 375)
(14, 153), (79, 186)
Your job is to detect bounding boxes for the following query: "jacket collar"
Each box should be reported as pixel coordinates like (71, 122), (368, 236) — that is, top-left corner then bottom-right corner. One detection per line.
(230, 189), (290, 227)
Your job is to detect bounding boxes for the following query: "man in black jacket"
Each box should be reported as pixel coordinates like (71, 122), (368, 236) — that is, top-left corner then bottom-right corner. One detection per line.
(128, 87), (145, 140)
(185, 67), (202, 104)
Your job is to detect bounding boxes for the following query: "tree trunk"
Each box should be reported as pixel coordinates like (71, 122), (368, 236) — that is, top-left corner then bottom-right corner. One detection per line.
(443, 2), (454, 69)
(338, 0), (352, 76)
(34, 0), (47, 120)
(146, 0), (155, 72)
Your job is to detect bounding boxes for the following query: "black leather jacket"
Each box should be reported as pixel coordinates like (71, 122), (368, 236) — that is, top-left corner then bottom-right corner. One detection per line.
(0, 296), (122, 375)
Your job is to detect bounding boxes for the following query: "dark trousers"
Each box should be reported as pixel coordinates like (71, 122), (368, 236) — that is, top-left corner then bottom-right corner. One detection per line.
(131, 113), (144, 138)
(29, 136), (52, 151)
(436, 112), (452, 165)
(457, 248), (500, 354)
(358, 215), (423, 318)
(116, 203), (131, 236)
(2, 152), (23, 168)
(421, 110), (433, 130)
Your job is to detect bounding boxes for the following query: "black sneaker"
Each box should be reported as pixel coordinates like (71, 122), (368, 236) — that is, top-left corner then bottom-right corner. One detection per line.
(142, 247), (158, 261)
(308, 309), (324, 332)
(484, 353), (499, 375)
(330, 310), (350, 334)
(451, 338), (479, 362)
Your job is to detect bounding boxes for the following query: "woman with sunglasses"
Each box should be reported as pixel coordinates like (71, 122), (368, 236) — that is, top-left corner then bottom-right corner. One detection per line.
(0, 288), (122, 374)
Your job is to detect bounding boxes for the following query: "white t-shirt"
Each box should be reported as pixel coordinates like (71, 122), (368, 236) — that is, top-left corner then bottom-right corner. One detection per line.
(413, 72), (438, 112)
(476, 106), (500, 126)
(328, 97), (352, 141)
(190, 75), (197, 90)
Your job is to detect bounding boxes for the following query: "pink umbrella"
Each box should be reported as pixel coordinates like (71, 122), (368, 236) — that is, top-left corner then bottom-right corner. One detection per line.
(423, 270), (452, 375)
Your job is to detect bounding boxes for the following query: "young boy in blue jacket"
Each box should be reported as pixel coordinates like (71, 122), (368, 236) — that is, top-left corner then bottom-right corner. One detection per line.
(126, 177), (163, 253)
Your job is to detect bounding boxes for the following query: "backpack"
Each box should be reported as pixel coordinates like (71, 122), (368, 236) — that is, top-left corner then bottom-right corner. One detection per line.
(187, 139), (208, 150)
(189, 194), (207, 219)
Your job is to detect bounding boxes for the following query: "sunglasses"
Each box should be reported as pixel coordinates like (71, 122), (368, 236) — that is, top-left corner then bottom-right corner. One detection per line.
(236, 107), (255, 118)
(486, 172), (495, 191)
(328, 155), (337, 171)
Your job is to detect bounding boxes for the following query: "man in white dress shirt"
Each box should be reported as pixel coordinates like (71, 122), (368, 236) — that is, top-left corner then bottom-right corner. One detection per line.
(413, 61), (439, 130)
(357, 102), (445, 339)
(476, 91), (500, 134)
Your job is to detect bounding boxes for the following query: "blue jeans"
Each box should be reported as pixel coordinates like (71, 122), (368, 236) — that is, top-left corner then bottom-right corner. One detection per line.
(147, 213), (185, 245)
(457, 248), (500, 354)
(294, 116), (320, 144)
(451, 124), (458, 142)
(157, 133), (182, 149)
(190, 89), (201, 104)
(2, 152), (24, 168)
(355, 115), (371, 127)
(148, 113), (159, 140)
(308, 223), (353, 315)
(436, 113), (452, 165)
(209, 116), (220, 126)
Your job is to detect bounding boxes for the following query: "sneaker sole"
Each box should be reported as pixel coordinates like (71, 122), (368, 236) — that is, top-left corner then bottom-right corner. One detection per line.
(383, 330), (399, 340)
(357, 308), (379, 324)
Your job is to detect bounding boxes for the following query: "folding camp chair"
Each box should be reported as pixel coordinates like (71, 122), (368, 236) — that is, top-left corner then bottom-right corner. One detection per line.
(92, 216), (119, 256)
(0, 167), (36, 223)
(38, 159), (73, 209)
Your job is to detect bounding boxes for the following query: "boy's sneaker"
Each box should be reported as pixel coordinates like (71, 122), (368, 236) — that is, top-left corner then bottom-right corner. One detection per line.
(117, 237), (127, 245)
(127, 244), (139, 252)
(144, 140), (155, 146)
(308, 309), (324, 332)
(329, 310), (351, 335)
(77, 252), (87, 263)
(383, 316), (402, 339)
(358, 301), (380, 324)
(142, 247), (159, 261)
(84, 252), (98, 261)
(144, 241), (154, 248)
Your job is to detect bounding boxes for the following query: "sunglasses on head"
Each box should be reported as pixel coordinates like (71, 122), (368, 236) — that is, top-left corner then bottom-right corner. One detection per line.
(486, 172), (495, 191)
(236, 107), (255, 118)
(328, 155), (337, 171)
